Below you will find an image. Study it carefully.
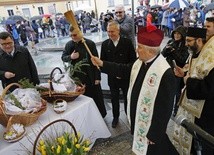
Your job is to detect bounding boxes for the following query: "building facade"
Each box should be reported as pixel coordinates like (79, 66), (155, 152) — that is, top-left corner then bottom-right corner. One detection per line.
(0, 0), (211, 22)
(0, 0), (143, 20)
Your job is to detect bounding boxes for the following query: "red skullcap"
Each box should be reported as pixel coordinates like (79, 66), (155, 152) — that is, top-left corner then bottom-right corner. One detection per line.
(137, 24), (164, 46)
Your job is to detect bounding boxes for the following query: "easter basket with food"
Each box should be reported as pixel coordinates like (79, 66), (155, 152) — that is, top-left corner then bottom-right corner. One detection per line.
(3, 117), (26, 143)
(0, 83), (47, 127)
(39, 67), (85, 103)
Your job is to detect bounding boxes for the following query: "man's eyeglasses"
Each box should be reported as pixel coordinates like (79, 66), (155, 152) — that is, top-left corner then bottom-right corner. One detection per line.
(186, 39), (196, 43)
(70, 34), (77, 37)
(0, 42), (13, 46)
(115, 11), (123, 14)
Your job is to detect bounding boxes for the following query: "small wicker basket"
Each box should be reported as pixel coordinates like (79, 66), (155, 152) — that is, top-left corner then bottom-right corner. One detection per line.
(0, 83), (47, 127)
(3, 117), (26, 143)
(53, 99), (67, 114)
(40, 67), (85, 103)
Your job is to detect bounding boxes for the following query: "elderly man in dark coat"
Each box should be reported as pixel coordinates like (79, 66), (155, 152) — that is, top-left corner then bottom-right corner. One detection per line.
(91, 25), (178, 155)
(101, 21), (136, 128)
(61, 26), (107, 118)
(0, 31), (39, 91)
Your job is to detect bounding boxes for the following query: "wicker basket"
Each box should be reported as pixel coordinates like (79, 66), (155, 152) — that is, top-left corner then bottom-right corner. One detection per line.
(0, 83), (47, 127)
(3, 117), (27, 143)
(40, 67), (85, 103)
(33, 119), (77, 155)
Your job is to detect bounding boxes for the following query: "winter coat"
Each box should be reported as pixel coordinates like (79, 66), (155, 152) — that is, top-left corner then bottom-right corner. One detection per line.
(162, 25), (189, 68)
(115, 14), (136, 47)
(0, 45), (39, 90)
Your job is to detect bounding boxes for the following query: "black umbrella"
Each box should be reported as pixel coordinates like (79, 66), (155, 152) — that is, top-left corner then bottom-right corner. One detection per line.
(205, 2), (214, 11)
(30, 15), (43, 21)
(74, 10), (83, 15)
(150, 4), (162, 9)
(55, 13), (63, 16)
(7, 15), (25, 22)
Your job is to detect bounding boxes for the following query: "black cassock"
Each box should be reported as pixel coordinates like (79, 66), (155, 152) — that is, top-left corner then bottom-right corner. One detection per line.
(186, 68), (214, 155)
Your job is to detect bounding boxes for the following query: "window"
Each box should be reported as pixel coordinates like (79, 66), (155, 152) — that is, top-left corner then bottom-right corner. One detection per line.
(108, 0), (115, 7)
(38, 7), (44, 15)
(123, 0), (130, 5)
(8, 10), (14, 16)
(22, 8), (31, 19)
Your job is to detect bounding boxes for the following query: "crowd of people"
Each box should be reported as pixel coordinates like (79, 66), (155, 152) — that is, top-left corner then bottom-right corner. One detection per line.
(0, 2), (214, 155)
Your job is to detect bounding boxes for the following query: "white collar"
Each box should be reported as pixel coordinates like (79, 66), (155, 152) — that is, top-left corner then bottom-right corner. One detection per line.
(10, 49), (15, 56)
(112, 37), (120, 47)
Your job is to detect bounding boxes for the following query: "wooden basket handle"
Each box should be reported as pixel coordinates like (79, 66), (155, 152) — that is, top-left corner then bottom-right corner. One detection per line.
(1, 83), (21, 99)
(0, 83), (21, 126)
(53, 99), (66, 104)
(33, 119), (77, 155)
(5, 117), (14, 132)
(0, 104), (9, 120)
(49, 67), (63, 91)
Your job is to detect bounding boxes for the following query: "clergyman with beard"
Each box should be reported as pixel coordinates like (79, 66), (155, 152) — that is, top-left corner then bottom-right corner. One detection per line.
(172, 27), (214, 155)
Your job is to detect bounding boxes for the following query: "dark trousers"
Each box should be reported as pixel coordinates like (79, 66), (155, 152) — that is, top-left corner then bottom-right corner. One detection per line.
(109, 78), (129, 119)
(173, 77), (184, 116)
(84, 83), (107, 118)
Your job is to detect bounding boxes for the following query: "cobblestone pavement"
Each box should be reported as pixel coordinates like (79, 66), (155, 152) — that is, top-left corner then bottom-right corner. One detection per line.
(89, 131), (133, 155)
(88, 99), (133, 155)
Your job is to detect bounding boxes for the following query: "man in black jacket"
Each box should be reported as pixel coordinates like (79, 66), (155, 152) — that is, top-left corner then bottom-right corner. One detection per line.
(101, 21), (136, 128)
(61, 26), (107, 118)
(0, 31), (39, 91)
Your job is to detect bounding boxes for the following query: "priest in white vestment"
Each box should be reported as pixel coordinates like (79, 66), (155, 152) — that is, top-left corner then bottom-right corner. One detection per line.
(91, 24), (178, 155)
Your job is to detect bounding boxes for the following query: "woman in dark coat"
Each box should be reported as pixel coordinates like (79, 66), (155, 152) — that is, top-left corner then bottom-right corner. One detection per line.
(162, 25), (189, 115)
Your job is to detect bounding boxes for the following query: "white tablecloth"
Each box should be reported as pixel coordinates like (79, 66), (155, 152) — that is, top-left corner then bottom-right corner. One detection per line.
(0, 95), (111, 154)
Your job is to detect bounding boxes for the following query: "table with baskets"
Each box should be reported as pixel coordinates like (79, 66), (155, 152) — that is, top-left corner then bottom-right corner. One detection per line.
(0, 95), (111, 154)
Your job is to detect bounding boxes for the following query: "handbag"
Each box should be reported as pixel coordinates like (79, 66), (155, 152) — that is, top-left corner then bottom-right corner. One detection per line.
(171, 18), (176, 22)
(38, 27), (43, 33)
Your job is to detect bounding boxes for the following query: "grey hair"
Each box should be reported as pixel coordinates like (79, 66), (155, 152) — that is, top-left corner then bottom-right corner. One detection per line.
(115, 4), (125, 11)
(143, 45), (161, 55)
(107, 21), (120, 30)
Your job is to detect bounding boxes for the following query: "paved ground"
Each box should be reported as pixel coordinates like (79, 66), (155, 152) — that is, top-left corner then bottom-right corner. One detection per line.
(89, 131), (133, 155)
(88, 99), (133, 155)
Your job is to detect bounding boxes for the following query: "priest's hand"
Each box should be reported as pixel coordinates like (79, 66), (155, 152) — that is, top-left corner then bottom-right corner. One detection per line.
(91, 56), (103, 67)
(147, 138), (155, 145)
(174, 66), (185, 77)
(4, 72), (15, 79)
(95, 80), (100, 85)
